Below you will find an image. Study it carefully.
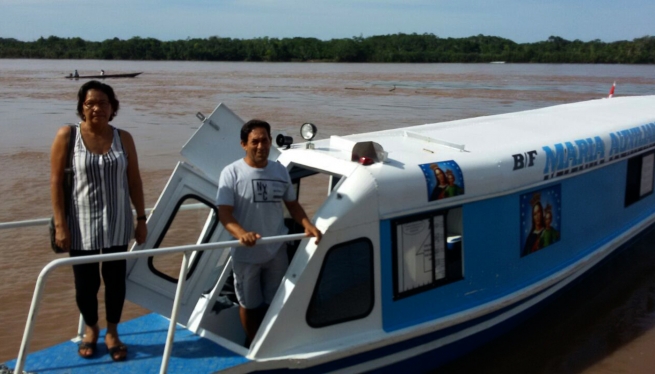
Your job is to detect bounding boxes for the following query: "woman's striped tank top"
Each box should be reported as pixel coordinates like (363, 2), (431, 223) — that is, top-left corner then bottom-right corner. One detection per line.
(67, 125), (133, 250)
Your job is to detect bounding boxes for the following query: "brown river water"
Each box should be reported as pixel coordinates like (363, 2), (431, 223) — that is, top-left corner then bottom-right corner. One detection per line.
(1, 59), (655, 372)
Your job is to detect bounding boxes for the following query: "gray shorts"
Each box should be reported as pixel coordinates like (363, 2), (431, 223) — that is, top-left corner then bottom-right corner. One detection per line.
(232, 249), (289, 309)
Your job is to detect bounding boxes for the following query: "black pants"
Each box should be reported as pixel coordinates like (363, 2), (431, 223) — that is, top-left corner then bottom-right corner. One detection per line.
(70, 245), (128, 326)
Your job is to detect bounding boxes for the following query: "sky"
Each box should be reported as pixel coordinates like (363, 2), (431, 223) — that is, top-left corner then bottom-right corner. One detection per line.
(1, 0), (653, 43)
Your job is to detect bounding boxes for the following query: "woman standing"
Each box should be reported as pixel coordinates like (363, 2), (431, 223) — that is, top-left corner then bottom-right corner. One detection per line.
(50, 80), (147, 361)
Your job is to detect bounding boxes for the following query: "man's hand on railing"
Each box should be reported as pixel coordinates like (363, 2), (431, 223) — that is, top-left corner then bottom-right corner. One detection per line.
(238, 231), (262, 247)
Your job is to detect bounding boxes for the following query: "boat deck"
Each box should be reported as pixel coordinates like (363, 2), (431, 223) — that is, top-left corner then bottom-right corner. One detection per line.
(5, 314), (248, 373)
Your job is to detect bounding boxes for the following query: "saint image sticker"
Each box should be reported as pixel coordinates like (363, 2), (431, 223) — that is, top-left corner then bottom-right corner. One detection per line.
(419, 161), (464, 201)
(520, 184), (561, 257)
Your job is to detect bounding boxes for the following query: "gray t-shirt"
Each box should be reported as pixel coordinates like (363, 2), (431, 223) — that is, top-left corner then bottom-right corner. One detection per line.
(217, 158), (296, 263)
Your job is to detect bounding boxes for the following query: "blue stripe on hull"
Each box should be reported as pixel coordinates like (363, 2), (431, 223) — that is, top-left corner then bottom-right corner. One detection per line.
(255, 284), (556, 374)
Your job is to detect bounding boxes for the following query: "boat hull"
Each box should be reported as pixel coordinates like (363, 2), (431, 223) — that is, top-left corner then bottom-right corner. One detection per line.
(8, 220), (651, 374)
(253, 221), (655, 373)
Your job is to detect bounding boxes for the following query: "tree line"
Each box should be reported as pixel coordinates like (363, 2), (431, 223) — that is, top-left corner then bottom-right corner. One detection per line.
(1, 34), (654, 63)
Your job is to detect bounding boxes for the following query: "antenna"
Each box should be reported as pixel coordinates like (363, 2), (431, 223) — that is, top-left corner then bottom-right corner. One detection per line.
(608, 81), (616, 98)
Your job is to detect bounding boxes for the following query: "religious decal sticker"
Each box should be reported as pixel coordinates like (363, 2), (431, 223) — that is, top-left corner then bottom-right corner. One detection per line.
(520, 184), (561, 257)
(420, 161), (464, 201)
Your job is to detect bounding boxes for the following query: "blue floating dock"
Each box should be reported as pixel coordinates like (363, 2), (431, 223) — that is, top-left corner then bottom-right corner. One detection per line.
(5, 313), (248, 373)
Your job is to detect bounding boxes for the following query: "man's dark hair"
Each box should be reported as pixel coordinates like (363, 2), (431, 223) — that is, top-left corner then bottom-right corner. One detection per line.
(76, 80), (120, 121)
(240, 119), (271, 143)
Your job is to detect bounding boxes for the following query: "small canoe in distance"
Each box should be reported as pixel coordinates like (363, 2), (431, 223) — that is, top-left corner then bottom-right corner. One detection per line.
(65, 72), (143, 79)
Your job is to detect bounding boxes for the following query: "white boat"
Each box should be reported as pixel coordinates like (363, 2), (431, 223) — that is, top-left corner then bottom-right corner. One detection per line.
(6, 95), (655, 373)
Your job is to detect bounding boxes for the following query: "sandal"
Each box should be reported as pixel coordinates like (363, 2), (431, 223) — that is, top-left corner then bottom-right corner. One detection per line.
(108, 344), (128, 362)
(77, 341), (97, 358)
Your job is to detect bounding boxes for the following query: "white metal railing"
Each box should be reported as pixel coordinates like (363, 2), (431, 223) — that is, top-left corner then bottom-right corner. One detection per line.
(14, 232), (308, 374)
(0, 204), (206, 230)
(0, 206), (196, 349)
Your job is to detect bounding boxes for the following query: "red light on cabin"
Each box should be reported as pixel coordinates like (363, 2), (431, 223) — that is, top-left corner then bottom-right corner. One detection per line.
(359, 156), (374, 165)
(351, 141), (387, 164)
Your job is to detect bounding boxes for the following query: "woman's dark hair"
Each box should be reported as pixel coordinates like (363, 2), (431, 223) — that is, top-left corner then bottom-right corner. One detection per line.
(240, 119), (271, 143)
(76, 80), (120, 121)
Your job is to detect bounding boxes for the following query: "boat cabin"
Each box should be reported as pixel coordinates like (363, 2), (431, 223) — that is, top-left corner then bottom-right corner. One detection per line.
(121, 96), (655, 371)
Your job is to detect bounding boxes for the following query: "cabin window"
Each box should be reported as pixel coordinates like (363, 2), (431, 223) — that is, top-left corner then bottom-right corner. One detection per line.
(392, 209), (463, 300)
(148, 195), (219, 283)
(286, 165), (345, 260)
(625, 151), (655, 207)
(288, 165), (343, 217)
(306, 238), (374, 328)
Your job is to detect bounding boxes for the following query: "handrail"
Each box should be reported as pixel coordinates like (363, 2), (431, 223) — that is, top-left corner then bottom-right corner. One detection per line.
(0, 204), (206, 230)
(14, 232), (309, 374)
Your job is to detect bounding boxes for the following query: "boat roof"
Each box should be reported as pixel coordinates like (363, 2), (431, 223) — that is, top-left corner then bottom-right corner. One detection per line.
(279, 96), (655, 218)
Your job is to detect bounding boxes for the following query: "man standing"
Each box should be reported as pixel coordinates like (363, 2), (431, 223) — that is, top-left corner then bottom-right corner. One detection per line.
(217, 119), (321, 345)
